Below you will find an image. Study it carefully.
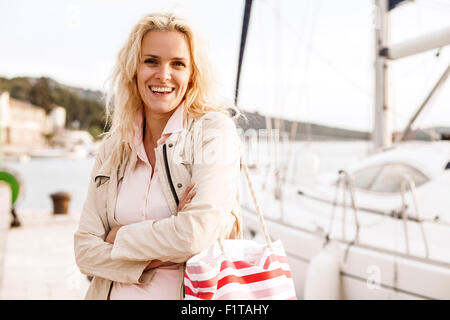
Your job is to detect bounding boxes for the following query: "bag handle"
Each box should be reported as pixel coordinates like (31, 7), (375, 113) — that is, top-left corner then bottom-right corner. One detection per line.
(240, 155), (273, 249)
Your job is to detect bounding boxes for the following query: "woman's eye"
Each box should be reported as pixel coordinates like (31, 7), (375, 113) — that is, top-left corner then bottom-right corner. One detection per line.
(173, 61), (186, 67)
(144, 59), (157, 64)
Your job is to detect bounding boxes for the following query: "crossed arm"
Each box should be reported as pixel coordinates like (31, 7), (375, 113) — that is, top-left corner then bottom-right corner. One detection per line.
(104, 184), (197, 270)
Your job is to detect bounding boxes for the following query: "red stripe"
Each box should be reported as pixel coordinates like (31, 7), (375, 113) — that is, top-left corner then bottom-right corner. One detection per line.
(186, 261), (256, 288)
(220, 259), (254, 271)
(196, 292), (215, 300)
(188, 266), (292, 289)
(184, 285), (194, 296)
(184, 286), (215, 300)
(217, 268), (288, 290)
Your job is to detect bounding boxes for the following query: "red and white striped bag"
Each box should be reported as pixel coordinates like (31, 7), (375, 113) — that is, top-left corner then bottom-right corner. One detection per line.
(184, 239), (297, 300)
(184, 161), (297, 300)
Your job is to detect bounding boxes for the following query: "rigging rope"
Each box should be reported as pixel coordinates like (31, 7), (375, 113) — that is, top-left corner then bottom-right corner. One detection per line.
(260, 0), (373, 99)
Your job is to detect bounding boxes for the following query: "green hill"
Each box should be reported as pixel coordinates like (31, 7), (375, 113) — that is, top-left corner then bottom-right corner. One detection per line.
(237, 111), (370, 141)
(0, 76), (106, 139)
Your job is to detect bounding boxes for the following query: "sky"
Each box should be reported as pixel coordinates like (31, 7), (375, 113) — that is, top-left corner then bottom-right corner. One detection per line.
(0, 0), (449, 132)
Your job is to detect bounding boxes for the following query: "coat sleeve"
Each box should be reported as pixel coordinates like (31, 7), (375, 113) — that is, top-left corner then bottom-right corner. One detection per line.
(73, 141), (152, 283)
(110, 113), (241, 263)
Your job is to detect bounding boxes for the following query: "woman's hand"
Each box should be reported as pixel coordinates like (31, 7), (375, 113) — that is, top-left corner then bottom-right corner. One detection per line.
(105, 225), (122, 244)
(144, 260), (164, 271)
(177, 184), (196, 212)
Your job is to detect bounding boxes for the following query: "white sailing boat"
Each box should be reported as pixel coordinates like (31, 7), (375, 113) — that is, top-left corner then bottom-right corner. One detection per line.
(237, 0), (450, 299)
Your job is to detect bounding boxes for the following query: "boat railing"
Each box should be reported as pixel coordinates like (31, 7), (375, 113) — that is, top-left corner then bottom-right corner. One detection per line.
(400, 174), (430, 258)
(326, 169), (360, 246)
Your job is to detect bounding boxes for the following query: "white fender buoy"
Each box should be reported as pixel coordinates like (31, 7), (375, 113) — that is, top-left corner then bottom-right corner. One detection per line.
(304, 244), (341, 300)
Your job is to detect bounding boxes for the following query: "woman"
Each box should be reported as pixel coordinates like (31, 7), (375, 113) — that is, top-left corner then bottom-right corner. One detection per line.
(74, 12), (243, 300)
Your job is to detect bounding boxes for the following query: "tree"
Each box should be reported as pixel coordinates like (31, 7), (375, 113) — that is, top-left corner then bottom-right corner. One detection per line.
(29, 77), (52, 113)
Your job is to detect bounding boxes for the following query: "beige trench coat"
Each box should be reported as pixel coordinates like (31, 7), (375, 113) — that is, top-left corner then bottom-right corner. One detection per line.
(74, 111), (242, 300)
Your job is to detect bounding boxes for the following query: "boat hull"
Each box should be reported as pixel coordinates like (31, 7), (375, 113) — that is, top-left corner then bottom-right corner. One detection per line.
(241, 208), (450, 300)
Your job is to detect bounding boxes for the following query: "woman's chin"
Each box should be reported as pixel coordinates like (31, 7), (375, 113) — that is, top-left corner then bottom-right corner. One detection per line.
(144, 102), (179, 116)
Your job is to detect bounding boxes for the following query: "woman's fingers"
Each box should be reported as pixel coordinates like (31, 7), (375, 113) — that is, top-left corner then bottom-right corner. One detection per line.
(180, 192), (196, 209)
(178, 184), (196, 211)
(179, 184), (194, 201)
(185, 190), (196, 203)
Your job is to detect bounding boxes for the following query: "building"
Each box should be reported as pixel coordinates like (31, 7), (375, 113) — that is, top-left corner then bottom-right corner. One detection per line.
(49, 106), (66, 133)
(0, 91), (51, 147)
(0, 91), (95, 158)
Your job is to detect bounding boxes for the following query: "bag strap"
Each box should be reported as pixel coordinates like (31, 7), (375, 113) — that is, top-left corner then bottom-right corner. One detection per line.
(240, 155), (273, 249)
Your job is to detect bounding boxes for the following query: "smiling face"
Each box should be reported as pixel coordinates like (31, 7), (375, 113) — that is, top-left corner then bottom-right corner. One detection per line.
(136, 30), (192, 118)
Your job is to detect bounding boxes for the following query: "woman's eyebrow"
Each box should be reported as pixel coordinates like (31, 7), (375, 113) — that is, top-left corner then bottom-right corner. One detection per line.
(143, 54), (188, 61)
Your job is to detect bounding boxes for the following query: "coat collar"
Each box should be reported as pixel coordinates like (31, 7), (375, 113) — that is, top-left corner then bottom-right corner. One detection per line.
(132, 103), (185, 154)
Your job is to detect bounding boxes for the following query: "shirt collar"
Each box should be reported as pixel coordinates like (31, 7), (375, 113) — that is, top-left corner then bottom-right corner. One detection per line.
(159, 101), (185, 140)
(132, 102), (185, 164)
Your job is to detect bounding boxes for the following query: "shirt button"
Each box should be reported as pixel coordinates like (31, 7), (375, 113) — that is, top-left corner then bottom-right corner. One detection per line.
(168, 143), (173, 148)
(177, 183), (182, 188)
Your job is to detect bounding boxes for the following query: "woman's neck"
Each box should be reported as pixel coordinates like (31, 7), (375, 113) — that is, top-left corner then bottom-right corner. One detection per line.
(143, 108), (176, 147)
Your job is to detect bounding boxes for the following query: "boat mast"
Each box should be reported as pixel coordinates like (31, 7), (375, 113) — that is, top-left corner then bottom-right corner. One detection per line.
(373, 0), (392, 151)
(375, 0), (450, 145)
(234, 0), (253, 107)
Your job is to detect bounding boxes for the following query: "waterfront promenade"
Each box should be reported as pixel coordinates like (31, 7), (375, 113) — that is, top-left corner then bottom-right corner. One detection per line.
(0, 209), (90, 299)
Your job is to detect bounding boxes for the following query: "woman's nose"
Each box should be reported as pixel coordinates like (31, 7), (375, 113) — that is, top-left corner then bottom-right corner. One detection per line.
(156, 64), (172, 82)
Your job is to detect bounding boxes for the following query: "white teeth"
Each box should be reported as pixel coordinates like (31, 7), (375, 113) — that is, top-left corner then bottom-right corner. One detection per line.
(150, 86), (173, 93)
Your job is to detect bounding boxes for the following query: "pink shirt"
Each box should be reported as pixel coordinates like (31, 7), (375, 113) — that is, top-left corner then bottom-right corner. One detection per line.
(109, 104), (185, 300)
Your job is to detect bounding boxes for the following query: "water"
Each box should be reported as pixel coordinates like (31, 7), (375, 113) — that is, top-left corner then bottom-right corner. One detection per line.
(2, 140), (371, 212)
(244, 140), (371, 184)
(3, 156), (95, 212)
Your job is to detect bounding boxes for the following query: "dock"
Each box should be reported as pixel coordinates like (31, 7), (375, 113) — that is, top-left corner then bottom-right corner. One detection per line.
(0, 209), (90, 299)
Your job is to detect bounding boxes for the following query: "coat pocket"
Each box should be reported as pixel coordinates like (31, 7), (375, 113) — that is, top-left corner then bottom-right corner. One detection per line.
(94, 175), (110, 188)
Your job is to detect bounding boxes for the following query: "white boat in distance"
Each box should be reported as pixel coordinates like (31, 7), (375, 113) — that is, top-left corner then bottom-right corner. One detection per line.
(235, 0), (450, 299)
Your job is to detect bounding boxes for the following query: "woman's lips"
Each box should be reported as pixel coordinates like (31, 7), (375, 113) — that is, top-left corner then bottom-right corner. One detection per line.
(149, 86), (175, 95)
